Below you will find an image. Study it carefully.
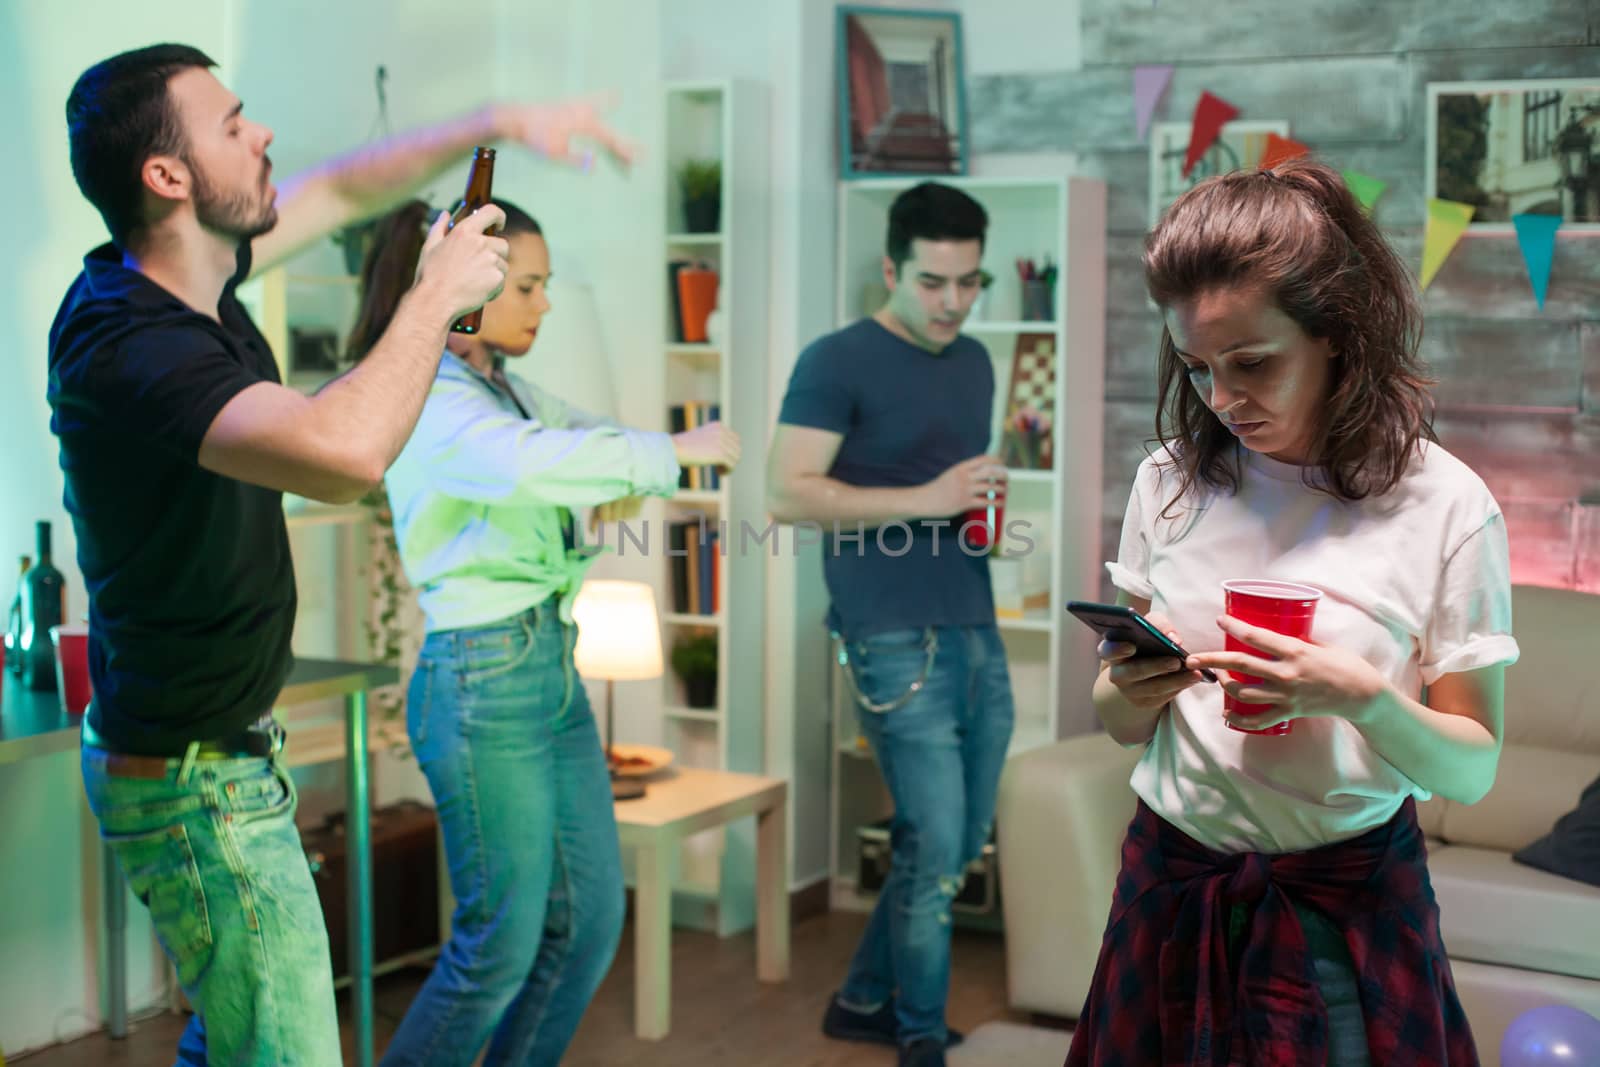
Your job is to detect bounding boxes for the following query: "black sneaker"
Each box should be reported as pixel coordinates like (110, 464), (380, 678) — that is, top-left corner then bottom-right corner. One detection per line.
(899, 1037), (947, 1067)
(821, 993), (897, 1046)
(821, 993), (967, 1048)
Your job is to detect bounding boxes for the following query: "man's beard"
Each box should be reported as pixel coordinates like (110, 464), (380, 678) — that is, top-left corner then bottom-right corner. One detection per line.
(189, 157), (277, 240)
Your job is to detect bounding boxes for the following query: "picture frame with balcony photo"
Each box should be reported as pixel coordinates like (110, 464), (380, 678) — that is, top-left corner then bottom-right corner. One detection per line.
(1426, 79), (1600, 232)
(836, 5), (969, 179)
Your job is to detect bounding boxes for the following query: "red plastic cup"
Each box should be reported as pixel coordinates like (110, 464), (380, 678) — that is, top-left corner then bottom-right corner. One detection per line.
(1220, 579), (1322, 736)
(961, 494), (1005, 551)
(51, 624), (92, 717)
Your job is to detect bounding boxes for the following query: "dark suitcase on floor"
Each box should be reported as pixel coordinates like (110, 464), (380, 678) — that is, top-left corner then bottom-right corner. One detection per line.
(301, 800), (441, 979)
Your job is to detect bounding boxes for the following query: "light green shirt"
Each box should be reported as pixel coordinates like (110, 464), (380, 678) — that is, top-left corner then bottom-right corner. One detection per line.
(385, 352), (680, 632)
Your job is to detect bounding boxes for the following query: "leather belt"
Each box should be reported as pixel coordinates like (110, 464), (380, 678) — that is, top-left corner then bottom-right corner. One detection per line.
(86, 716), (284, 780)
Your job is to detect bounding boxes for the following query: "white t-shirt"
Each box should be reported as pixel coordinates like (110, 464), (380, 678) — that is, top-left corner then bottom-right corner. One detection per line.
(1108, 442), (1520, 854)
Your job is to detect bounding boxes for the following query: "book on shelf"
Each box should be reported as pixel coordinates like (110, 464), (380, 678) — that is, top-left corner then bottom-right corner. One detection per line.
(666, 516), (721, 616)
(667, 259), (689, 343)
(668, 401), (722, 490)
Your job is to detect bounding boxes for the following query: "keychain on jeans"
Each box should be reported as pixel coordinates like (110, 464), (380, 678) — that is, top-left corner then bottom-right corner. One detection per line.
(831, 628), (938, 714)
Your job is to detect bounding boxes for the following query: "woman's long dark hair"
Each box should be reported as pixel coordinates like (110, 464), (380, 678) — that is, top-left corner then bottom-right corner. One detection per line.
(345, 196), (543, 363)
(1143, 158), (1434, 509)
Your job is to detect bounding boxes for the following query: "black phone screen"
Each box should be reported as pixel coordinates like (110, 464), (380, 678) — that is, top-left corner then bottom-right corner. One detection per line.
(1065, 600), (1219, 683)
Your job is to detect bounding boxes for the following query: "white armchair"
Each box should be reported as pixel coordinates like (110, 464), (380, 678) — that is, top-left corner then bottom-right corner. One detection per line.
(995, 730), (1139, 1016)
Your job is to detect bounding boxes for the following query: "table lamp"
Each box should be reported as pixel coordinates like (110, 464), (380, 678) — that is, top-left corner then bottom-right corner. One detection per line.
(572, 580), (663, 801)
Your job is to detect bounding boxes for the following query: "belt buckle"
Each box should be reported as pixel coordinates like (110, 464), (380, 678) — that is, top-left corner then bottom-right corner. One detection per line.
(250, 718), (286, 758)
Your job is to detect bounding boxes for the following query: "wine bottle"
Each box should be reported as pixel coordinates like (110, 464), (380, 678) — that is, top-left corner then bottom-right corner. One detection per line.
(19, 522), (65, 691)
(447, 146), (498, 335)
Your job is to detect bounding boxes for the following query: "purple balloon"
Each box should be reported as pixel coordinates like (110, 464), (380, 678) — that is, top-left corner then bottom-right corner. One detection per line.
(1501, 1005), (1600, 1067)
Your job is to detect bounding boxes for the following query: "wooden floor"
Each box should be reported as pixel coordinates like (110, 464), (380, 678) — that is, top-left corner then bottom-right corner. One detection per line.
(16, 910), (1058, 1066)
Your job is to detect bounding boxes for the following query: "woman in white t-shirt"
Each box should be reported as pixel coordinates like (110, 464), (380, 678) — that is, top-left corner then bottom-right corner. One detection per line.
(1065, 159), (1516, 1067)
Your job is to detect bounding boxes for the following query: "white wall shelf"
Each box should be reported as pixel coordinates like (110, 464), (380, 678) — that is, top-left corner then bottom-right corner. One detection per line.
(650, 78), (770, 937)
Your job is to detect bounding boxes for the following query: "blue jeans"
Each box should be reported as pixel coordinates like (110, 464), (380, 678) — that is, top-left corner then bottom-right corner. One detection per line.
(1225, 900), (1371, 1064)
(381, 599), (625, 1067)
(1296, 901), (1371, 1066)
(837, 624), (1015, 1046)
(81, 742), (340, 1066)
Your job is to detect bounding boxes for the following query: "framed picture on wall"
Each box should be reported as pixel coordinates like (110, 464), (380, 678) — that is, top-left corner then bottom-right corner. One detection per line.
(1426, 79), (1600, 231)
(836, 6), (969, 179)
(1148, 119), (1289, 226)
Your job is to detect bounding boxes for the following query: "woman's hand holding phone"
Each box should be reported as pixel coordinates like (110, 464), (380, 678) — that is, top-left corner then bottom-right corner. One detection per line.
(1099, 611), (1210, 711)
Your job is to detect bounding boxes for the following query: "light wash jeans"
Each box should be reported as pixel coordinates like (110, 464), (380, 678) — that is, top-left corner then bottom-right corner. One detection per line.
(381, 598), (625, 1067)
(81, 741), (341, 1066)
(837, 623), (1015, 1046)
(1297, 901), (1372, 1066)
(1225, 900), (1372, 1064)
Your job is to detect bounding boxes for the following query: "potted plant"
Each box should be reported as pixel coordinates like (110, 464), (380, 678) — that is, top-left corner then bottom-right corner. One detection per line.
(670, 631), (719, 708)
(677, 158), (722, 234)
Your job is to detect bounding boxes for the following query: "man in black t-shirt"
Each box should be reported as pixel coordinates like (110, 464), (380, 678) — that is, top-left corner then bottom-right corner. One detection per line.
(767, 183), (1017, 1067)
(49, 43), (632, 1065)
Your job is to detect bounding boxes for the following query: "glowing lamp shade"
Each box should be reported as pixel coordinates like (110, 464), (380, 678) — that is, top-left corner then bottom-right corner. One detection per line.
(572, 580), (663, 681)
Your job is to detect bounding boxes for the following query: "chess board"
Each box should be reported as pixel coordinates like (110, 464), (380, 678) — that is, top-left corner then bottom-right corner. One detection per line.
(1003, 332), (1056, 470)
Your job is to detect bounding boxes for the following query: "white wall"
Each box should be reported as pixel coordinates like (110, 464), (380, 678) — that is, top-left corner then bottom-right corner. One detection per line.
(963, 0), (1082, 75)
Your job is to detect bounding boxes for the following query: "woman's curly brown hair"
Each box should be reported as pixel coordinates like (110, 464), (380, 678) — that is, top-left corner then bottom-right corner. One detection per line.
(1142, 157), (1435, 509)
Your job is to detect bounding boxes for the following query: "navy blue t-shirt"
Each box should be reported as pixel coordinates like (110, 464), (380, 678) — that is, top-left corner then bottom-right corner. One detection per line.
(777, 318), (994, 638)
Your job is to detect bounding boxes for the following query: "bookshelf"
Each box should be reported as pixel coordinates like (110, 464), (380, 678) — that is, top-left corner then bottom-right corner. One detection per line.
(649, 79), (770, 935)
(826, 176), (1107, 915)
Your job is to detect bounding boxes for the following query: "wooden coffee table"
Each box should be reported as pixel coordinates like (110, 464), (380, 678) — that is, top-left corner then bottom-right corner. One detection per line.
(613, 767), (789, 1039)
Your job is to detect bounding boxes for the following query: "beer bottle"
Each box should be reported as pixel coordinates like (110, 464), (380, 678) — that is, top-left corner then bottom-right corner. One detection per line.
(448, 146), (498, 334)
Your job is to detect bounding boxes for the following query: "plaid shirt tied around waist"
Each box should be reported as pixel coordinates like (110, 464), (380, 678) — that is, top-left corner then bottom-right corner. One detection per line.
(1065, 797), (1478, 1067)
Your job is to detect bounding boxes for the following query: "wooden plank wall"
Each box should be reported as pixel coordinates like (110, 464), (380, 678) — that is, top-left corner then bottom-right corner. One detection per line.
(969, 0), (1600, 594)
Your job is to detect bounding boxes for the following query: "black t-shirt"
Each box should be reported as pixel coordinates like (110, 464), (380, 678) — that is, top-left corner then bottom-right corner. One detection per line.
(777, 318), (995, 639)
(47, 242), (296, 755)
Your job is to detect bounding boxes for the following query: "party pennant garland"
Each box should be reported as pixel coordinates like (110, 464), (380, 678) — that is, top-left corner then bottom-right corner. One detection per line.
(1183, 91), (1240, 177)
(1420, 199), (1475, 290)
(1133, 65), (1175, 141)
(1341, 170), (1387, 214)
(1259, 132), (1309, 170)
(1512, 213), (1562, 309)
(1115, 76), (1571, 300)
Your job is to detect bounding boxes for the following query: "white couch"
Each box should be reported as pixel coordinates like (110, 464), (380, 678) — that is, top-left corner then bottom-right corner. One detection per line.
(997, 584), (1600, 1064)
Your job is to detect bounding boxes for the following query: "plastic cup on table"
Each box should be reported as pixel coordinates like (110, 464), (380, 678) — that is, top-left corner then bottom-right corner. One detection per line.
(51, 623), (92, 717)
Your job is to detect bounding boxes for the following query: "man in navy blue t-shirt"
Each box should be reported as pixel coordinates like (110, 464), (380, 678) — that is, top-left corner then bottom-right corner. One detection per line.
(768, 182), (1016, 1067)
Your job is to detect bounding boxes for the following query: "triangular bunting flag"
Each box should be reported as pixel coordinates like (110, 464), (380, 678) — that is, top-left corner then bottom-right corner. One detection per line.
(1183, 91), (1241, 178)
(1512, 213), (1562, 309)
(1259, 132), (1309, 170)
(1341, 170), (1387, 214)
(1419, 199), (1475, 291)
(1133, 64), (1174, 142)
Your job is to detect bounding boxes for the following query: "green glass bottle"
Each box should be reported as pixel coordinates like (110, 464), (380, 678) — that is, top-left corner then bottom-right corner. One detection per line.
(19, 521), (65, 691)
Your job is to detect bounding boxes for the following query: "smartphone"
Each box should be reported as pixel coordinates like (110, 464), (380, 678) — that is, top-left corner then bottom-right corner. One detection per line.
(1065, 600), (1218, 683)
